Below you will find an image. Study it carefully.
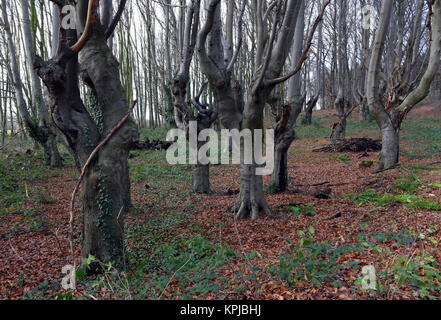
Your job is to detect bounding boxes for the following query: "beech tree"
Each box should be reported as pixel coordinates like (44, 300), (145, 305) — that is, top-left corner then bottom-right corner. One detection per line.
(34, 0), (138, 268)
(367, 0), (441, 171)
(1, 0), (63, 167)
(234, 0), (329, 219)
(197, 0), (244, 133)
(269, 0), (329, 194)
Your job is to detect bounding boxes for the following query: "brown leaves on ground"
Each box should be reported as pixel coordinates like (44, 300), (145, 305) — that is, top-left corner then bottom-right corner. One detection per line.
(0, 110), (440, 300)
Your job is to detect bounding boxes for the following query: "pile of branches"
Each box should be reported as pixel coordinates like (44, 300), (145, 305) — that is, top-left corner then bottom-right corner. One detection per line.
(133, 138), (172, 151)
(313, 138), (382, 153)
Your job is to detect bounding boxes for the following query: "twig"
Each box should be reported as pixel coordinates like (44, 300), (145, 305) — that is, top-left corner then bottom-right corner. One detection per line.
(158, 252), (193, 300)
(52, 228), (65, 254)
(25, 183), (29, 198)
(9, 240), (29, 267)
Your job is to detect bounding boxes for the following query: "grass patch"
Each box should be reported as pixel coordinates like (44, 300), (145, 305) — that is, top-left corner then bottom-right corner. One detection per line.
(401, 119), (441, 159)
(295, 121), (329, 139)
(328, 153), (351, 163)
(352, 189), (441, 210)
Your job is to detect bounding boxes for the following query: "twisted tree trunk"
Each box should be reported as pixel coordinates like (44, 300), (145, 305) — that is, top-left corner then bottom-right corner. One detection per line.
(35, 0), (138, 268)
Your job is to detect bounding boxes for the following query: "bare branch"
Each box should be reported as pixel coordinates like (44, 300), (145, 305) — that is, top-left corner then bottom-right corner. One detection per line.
(227, 0), (247, 73)
(71, 0), (99, 53)
(104, 0), (127, 40)
(266, 0), (331, 86)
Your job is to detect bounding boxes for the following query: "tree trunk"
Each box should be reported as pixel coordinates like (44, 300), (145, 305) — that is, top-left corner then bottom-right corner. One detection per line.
(359, 98), (369, 121)
(41, 132), (63, 167)
(377, 120), (400, 171)
(330, 117), (346, 145)
(235, 163), (271, 220)
(305, 95), (318, 125)
(78, 21), (137, 266)
(35, 0), (137, 268)
(193, 161), (210, 193)
(271, 125), (295, 192)
(305, 109), (313, 125)
(234, 86), (272, 219)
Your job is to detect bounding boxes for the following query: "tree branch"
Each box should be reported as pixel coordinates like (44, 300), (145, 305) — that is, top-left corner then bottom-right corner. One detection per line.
(227, 0), (247, 73)
(71, 0), (99, 53)
(266, 0), (330, 86)
(104, 0), (127, 40)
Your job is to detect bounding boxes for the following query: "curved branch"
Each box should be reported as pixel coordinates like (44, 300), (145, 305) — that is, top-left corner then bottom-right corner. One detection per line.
(398, 0), (441, 119)
(70, 0), (99, 53)
(180, 0), (202, 76)
(253, 0), (283, 93)
(191, 80), (209, 112)
(197, 0), (221, 78)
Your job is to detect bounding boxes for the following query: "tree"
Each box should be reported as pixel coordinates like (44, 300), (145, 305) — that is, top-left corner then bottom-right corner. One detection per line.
(330, 0), (353, 144)
(34, 0), (138, 268)
(270, 0), (305, 192)
(197, 0), (244, 132)
(270, 0), (329, 193)
(367, 0), (441, 171)
(235, 0), (329, 219)
(0, 0), (62, 167)
(171, 0), (201, 133)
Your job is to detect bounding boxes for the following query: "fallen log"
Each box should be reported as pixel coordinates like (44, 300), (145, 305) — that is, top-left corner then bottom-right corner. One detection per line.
(132, 138), (172, 151)
(313, 138), (381, 153)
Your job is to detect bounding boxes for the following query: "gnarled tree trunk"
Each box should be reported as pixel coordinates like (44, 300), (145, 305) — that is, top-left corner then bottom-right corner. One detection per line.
(35, 0), (138, 268)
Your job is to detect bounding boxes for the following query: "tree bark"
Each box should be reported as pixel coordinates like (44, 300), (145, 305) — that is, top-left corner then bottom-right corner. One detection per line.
(378, 119), (400, 171)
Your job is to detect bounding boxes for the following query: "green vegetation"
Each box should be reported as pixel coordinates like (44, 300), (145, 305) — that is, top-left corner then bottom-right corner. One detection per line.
(295, 121), (329, 139)
(391, 175), (423, 193)
(275, 227), (360, 288)
(0, 153), (50, 209)
(286, 204), (317, 217)
(350, 188), (441, 210)
(401, 119), (441, 159)
(328, 153), (351, 163)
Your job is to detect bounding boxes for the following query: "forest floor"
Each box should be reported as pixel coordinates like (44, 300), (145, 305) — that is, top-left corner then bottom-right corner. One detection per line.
(0, 102), (440, 300)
